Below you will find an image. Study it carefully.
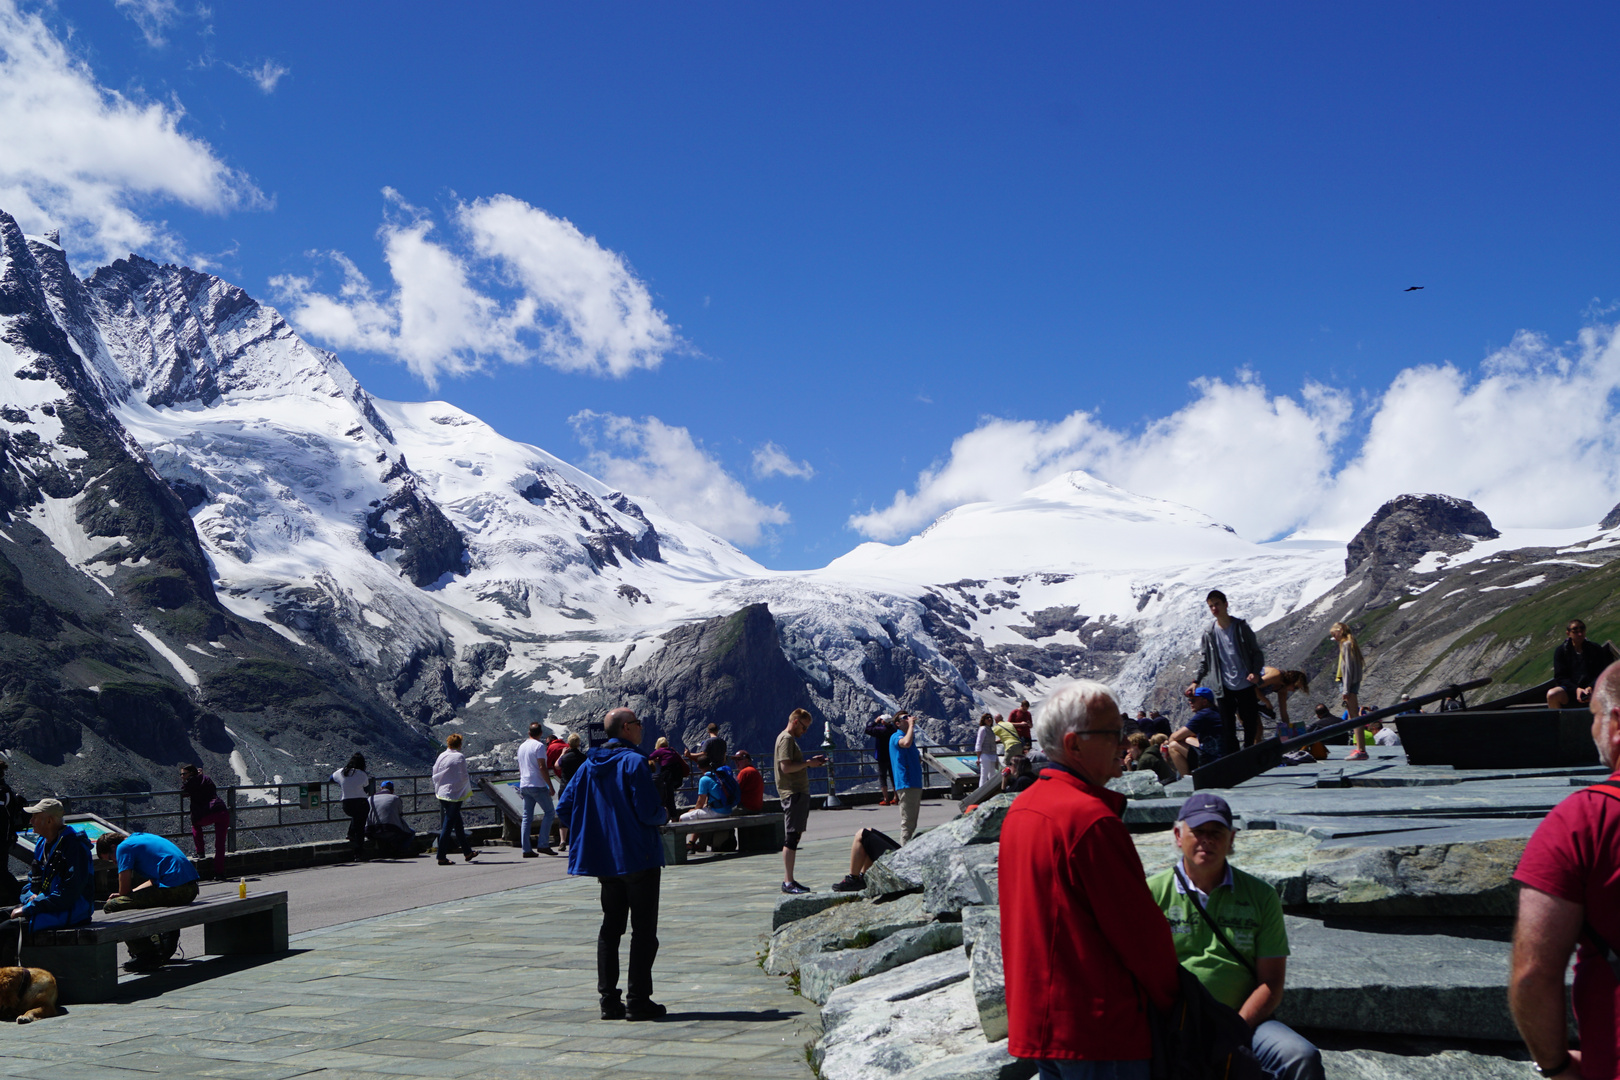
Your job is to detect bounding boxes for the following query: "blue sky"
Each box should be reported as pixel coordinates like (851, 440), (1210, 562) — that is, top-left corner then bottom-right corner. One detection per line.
(9, 2), (1620, 567)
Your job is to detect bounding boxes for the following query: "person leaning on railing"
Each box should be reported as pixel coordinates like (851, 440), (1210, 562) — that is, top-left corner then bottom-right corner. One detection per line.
(179, 763), (229, 879)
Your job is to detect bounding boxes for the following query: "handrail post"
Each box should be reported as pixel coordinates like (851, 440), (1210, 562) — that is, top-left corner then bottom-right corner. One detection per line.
(226, 786), (238, 853)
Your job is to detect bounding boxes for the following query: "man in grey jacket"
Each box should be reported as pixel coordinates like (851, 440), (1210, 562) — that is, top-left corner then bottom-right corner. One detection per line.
(1186, 589), (1265, 756)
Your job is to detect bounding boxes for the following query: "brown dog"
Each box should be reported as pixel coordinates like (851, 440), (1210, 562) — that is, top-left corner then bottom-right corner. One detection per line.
(0, 966), (60, 1022)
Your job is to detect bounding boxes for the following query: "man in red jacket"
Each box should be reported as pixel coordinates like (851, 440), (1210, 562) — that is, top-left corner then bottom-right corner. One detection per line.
(1000, 680), (1181, 1077)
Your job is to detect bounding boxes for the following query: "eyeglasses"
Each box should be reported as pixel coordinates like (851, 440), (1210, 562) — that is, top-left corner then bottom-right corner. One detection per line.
(1075, 728), (1127, 744)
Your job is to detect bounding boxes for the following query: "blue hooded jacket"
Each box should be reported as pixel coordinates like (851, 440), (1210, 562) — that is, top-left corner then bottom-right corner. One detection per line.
(21, 825), (94, 931)
(557, 739), (668, 877)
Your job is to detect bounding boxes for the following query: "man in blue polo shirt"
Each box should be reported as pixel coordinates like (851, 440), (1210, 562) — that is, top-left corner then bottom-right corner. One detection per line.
(889, 711), (924, 844)
(96, 831), (200, 911)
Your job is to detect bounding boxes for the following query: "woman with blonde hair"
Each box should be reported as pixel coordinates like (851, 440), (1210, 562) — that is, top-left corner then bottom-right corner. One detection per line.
(432, 732), (478, 865)
(1330, 622), (1367, 761)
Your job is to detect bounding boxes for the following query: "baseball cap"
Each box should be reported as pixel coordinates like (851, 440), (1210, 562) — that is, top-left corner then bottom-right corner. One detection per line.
(1191, 687), (1214, 703)
(1178, 792), (1235, 831)
(378, 781), (394, 792)
(23, 797), (65, 818)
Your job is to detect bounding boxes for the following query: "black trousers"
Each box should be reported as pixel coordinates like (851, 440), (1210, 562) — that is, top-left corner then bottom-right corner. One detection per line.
(597, 867), (660, 1006)
(341, 798), (368, 850)
(1218, 686), (1263, 755)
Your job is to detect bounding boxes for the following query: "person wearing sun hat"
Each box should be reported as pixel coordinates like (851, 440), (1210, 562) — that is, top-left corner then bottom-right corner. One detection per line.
(1148, 793), (1323, 1080)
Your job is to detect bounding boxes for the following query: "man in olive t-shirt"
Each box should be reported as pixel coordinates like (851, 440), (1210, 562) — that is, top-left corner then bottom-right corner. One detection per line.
(775, 708), (825, 894)
(1146, 793), (1323, 1080)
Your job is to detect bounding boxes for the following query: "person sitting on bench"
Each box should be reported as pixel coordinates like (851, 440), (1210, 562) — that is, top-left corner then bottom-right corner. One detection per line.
(678, 760), (739, 853)
(1549, 618), (1610, 709)
(0, 799), (92, 967)
(365, 781), (417, 858)
(831, 827), (902, 892)
(96, 831), (201, 913)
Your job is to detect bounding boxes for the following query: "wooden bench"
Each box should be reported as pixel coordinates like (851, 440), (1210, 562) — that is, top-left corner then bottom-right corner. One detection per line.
(659, 813), (784, 865)
(24, 890), (289, 1003)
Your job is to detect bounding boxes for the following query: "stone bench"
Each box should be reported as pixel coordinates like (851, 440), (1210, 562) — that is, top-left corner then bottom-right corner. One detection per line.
(660, 812), (783, 865)
(24, 890), (289, 1003)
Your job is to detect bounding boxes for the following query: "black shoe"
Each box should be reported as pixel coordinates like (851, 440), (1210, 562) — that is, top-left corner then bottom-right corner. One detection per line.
(781, 880), (810, 895)
(600, 998), (626, 1020)
(522, 851), (539, 858)
(831, 873), (865, 893)
(625, 1001), (667, 1022)
(122, 957), (164, 973)
(436, 857), (452, 865)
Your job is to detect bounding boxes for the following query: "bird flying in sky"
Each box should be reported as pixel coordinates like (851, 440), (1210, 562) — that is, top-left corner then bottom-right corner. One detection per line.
(1404, 286), (1424, 291)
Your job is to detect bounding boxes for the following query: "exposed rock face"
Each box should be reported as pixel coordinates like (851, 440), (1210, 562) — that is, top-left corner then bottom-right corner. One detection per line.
(1343, 493), (1499, 609)
(363, 476), (467, 587)
(552, 603), (822, 757)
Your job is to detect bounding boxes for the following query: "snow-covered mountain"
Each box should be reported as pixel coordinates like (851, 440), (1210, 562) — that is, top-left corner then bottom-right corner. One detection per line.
(2, 210), (1611, 793)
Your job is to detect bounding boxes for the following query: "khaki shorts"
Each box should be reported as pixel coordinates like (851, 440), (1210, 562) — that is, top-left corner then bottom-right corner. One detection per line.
(782, 791), (811, 849)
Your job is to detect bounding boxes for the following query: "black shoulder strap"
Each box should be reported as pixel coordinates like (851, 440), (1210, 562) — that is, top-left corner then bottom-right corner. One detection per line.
(1174, 865), (1259, 983)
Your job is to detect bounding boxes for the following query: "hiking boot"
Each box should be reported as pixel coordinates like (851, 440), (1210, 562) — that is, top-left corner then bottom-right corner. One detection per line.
(831, 873), (866, 893)
(625, 1000), (667, 1022)
(600, 997), (626, 1020)
(781, 880), (810, 895)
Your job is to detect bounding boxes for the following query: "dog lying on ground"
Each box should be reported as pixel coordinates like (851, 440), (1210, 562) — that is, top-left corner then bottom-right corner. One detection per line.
(0, 966), (61, 1022)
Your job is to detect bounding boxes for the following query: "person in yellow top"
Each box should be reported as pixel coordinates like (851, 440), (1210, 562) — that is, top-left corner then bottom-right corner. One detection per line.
(991, 713), (1024, 761)
(1330, 622), (1367, 761)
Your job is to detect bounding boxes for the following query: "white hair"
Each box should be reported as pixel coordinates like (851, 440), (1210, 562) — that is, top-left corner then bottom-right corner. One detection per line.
(1033, 680), (1120, 758)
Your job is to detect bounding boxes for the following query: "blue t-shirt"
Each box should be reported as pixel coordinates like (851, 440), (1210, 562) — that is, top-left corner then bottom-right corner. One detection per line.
(116, 832), (200, 888)
(1187, 707), (1224, 762)
(890, 730), (923, 789)
(698, 773), (734, 814)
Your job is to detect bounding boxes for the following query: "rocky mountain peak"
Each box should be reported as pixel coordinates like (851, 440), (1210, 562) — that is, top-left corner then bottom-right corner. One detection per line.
(1344, 493), (1499, 578)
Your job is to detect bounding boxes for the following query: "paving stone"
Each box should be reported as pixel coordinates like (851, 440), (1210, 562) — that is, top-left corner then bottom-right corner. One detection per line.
(799, 922), (965, 1004)
(923, 844), (999, 917)
(773, 889), (864, 930)
(765, 892), (932, 977)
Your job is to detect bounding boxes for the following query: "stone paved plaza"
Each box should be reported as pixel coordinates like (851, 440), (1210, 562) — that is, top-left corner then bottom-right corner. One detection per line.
(0, 831), (868, 1079)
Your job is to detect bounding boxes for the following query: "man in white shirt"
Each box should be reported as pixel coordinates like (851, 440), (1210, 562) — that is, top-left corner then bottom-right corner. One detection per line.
(517, 722), (558, 857)
(1364, 719), (1402, 747)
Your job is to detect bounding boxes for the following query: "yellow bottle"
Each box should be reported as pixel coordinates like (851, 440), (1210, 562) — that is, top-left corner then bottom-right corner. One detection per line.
(238, 877), (247, 899)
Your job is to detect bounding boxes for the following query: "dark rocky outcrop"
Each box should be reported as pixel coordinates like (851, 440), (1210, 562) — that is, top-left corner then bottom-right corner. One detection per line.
(1344, 494), (1499, 604)
(364, 480), (468, 587)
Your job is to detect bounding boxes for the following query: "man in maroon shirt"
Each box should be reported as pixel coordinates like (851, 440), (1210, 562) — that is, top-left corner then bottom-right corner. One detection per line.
(1512, 659), (1620, 1080)
(1008, 699), (1033, 745)
(1000, 680), (1180, 1076)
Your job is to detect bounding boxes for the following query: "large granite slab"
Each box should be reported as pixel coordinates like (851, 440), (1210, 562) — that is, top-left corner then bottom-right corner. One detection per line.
(765, 891), (931, 976)
(1305, 834), (1529, 916)
(1106, 770), (1167, 800)
(902, 1041), (1034, 1080)
(968, 907), (1006, 1041)
(799, 921), (965, 1005)
(924, 843), (1000, 917)
(1277, 915), (1542, 1040)
(1320, 1048), (1530, 1079)
(817, 949), (982, 1080)
(865, 794), (1013, 898)
(774, 888), (864, 930)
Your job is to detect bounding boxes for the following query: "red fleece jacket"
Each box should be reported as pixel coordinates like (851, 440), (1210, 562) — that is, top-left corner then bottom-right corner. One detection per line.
(998, 767), (1180, 1061)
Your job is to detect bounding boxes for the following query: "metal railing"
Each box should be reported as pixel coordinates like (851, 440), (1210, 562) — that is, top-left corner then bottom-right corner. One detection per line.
(673, 743), (973, 804)
(58, 769), (518, 852)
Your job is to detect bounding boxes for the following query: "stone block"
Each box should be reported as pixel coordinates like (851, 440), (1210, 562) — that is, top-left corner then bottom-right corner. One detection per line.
(799, 921), (965, 1004)
(902, 1041), (1035, 1080)
(968, 908), (1006, 1042)
(1121, 799), (1183, 828)
(773, 889), (863, 930)
(1106, 771), (1166, 800)
(1304, 835), (1529, 916)
(1319, 1048), (1529, 1079)
(924, 843), (1000, 917)
(961, 905), (997, 958)
(765, 892), (930, 976)
(866, 795), (1014, 898)
(1274, 914), (1564, 1041)
(1133, 828), (1317, 906)
(817, 952), (979, 1080)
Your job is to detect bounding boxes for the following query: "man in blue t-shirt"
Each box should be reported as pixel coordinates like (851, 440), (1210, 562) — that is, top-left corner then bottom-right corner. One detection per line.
(96, 831), (201, 913)
(1164, 687), (1225, 778)
(889, 711), (924, 844)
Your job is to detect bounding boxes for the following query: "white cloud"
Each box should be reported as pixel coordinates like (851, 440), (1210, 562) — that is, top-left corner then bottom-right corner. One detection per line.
(233, 59), (289, 94)
(571, 412), (789, 547)
(850, 375), (1350, 542)
(852, 328), (1620, 543)
(752, 442), (815, 480)
(113, 0), (181, 46)
(0, 0), (260, 265)
(274, 192), (678, 387)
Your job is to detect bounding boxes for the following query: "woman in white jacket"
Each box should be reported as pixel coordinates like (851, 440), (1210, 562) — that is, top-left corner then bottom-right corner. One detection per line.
(432, 733), (478, 865)
(974, 713), (1000, 787)
(331, 753), (373, 856)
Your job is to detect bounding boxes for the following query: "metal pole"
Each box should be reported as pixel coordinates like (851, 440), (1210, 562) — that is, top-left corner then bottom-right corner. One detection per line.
(226, 786), (238, 853)
(821, 722), (842, 809)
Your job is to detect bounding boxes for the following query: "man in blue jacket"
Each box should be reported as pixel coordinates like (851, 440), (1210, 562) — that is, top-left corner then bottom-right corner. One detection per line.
(557, 707), (669, 1021)
(0, 798), (93, 966)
